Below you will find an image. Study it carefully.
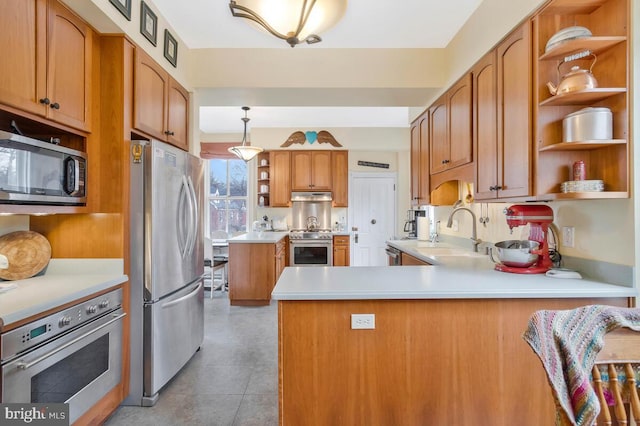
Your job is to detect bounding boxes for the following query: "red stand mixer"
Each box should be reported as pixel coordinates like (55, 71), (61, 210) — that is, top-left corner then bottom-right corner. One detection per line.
(496, 204), (554, 274)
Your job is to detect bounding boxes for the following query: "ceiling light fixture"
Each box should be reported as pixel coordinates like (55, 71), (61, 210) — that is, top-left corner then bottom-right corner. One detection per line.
(229, 0), (347, 48)
(228, 106), (263, 162)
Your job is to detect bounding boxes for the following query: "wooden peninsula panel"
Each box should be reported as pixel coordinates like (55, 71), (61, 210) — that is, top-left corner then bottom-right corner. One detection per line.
(228, 242), (276, 306)
(278, 297), (628, 425)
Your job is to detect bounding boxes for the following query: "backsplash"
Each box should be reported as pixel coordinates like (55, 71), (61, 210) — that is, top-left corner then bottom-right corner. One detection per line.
(434, 198), (634, 267)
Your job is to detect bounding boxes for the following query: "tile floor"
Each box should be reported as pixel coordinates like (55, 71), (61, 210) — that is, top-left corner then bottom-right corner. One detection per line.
(104, 290), (278, 426)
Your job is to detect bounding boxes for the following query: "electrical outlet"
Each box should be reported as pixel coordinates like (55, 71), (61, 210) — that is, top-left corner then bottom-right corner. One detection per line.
(351, 314), (375, 329)
(452, 219), (459, 232)
(562, 226), (575, 248)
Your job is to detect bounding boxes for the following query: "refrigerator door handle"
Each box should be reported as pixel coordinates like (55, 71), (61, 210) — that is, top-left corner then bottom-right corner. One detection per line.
(186, 175), (198, 256)
(161, 282), (202, 309)
(177, 176), (191, 258)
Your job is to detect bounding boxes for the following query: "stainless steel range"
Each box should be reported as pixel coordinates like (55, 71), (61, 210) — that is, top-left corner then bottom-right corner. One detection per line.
(289, 229), (333, 266)
(290, 192), (333, 266)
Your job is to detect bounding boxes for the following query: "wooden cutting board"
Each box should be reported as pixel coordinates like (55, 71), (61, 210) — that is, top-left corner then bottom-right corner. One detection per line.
(0, 231), (52, 281)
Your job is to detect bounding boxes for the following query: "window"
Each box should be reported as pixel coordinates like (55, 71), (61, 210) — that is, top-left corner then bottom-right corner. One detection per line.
(208, 159), (248, 236)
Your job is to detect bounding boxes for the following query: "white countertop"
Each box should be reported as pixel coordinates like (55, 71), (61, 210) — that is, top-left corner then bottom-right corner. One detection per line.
(228, 231), (289, 243)
(272, 240), (637, 301)
(0, 259), (127, 328)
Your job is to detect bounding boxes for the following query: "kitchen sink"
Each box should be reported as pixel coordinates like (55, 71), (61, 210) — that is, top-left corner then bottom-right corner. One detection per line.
(416, 247), (486, 257)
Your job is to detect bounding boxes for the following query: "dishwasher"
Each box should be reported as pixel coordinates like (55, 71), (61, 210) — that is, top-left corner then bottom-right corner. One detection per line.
(385, 245), (401, 266)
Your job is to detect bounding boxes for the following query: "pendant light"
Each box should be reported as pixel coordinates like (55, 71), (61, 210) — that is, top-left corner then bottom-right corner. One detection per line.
(228, 106), (263, 162)
(229, 0), (347, 48)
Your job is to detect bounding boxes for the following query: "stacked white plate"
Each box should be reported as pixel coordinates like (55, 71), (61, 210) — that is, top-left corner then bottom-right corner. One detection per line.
(560, 180), (604, 193)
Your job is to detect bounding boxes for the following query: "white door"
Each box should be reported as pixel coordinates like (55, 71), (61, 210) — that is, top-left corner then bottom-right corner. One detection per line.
(349, 172), (397, 266)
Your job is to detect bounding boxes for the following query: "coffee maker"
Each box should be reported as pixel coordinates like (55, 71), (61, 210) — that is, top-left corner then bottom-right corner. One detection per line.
(498, 204), (554, 274)
(404, 209), (427, 239)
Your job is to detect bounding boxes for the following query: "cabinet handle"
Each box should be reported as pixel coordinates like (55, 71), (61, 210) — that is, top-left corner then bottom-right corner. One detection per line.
(164, 130), (175, 136)
(50, 102), (60, 110)
(442, 159), (450, 164)
(489, 186), (496, 191)
(39, 97), (50, 105)
(496, 185), (503, 190)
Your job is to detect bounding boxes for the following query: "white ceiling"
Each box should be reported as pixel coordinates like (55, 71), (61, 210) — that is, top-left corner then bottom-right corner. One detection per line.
(149, 0), (483, 134)
(151, 0), (482, 49)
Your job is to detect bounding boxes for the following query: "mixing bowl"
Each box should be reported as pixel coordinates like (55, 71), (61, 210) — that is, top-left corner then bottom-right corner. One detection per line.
(490, 240), (540, 268)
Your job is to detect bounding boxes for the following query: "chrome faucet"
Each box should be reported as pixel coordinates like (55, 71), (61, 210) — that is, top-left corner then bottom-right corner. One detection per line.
(446, 207), (482, 252)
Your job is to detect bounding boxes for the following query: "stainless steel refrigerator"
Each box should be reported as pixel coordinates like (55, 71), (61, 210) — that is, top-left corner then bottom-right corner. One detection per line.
(124, 139), (205, 406)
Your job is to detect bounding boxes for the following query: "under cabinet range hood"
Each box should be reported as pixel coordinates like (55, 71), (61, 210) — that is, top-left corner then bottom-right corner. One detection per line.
(291, 192), (332, 202)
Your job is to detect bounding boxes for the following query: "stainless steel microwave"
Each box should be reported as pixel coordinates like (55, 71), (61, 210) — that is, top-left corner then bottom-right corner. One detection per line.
(0, 130), (86, 205)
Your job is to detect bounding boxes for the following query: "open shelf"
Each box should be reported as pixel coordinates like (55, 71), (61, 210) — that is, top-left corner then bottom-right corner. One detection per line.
(539, 88), (626, 106)
(537, 191), (628, 200)
(539, 139), (626, 152)
(539, 36), (626, 61)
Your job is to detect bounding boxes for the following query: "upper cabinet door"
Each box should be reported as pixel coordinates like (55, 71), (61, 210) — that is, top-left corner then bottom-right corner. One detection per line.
(331, 151), (348, 207)
(134, 49), (168, 141)
(447, 73), (473, 169)
(133, 48), (190, 151)
(0, 0), (92, 132)
(270, 151), (291, 207)
(290, 151), (313, 190)
(310, 151), (332, 190)
(47, 0), (92, 131)
(167, 78), (189, 151)
(0, 0), (47, 115)
(474, 51), (498, 200)
(497, 22), (531, 198)
(429, 98), (448, 174)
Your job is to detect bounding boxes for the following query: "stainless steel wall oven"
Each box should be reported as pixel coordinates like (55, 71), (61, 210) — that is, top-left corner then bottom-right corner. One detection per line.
(1, 288), (125, 424)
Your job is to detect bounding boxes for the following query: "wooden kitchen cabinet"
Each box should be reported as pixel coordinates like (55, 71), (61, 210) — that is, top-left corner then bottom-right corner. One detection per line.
(533, 0), (628, 200)
(279, 297), (628, 425)
(291, 150), (332, 191)
(332, 235), (350, 266)
(400, 252), (431, 266)
(229, 240), (285, 305)
(133, 48), (189, 151)
(410, 111), (430, 206)
(270, 150), (292, 207)
(275, 237), (288, 279)
(0, 0), (93, 132)
(429, 73), (473, 175)
(475, 22), (532, 200)
(257, 152), (270, 206)
(331, 151), (349, 207)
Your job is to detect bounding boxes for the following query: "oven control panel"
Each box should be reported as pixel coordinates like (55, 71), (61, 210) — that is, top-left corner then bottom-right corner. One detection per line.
(1, 288), (123, 363)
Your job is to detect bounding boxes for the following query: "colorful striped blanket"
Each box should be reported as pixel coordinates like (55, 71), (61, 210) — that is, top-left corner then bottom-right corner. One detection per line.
(523, 305), (640, 426)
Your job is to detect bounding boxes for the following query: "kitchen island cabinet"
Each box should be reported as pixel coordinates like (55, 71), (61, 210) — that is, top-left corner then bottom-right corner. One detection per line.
(273, 263), (635, 425)
(228, 232), (288, 306)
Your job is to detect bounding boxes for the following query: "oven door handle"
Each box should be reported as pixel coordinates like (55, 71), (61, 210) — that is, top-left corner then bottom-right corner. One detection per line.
(16, 312), (126, 371)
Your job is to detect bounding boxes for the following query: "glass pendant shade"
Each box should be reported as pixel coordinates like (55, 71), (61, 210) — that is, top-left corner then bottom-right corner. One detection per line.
(230, 0), (347, 47)
(228, 145), (263, 161)
(228, 106), (263, 162)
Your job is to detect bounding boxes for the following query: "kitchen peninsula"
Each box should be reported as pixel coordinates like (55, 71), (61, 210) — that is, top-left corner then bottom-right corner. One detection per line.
(272, 250), (636, 425)
(228, 232), (288, 306)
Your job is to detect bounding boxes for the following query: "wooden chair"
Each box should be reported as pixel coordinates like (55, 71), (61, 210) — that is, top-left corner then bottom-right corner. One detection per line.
(591, 328), (640, 425)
